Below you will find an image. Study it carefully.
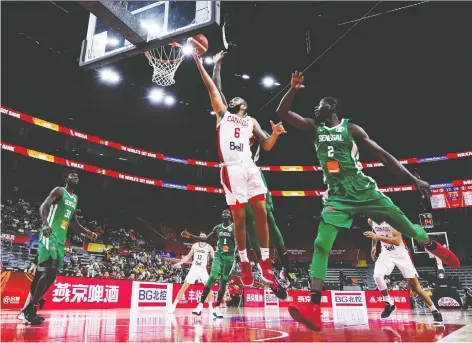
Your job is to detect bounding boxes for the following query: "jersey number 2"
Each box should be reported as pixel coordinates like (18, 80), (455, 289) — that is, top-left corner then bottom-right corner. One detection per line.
(234, 128), (240, 138)
(328, 146), (334, 157)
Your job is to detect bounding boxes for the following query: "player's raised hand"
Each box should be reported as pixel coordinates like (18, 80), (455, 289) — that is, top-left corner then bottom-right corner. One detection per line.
(181, 230), (190, 238)
(415, 178), (432, 199)
(213, 50), (227, 64)
(270, 120), (287, 135)
(363, 231), (377, 240)
(291, 71), (305, 90)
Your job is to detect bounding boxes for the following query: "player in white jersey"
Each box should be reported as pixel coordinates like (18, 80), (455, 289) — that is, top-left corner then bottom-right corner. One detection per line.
(193, 51), (287, 290)
(169, 233), (214, 314)
(364, 219), (443, 323)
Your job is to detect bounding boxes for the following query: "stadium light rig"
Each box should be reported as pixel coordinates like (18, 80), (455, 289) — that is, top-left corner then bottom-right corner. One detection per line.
(99, 68), (121, 84)
(164, 95), (175, 106)
(204, 56), (214, 65)
(182, 45), (193, 56)
(262, 76), (276, 88)
(148, 88), (164, 103)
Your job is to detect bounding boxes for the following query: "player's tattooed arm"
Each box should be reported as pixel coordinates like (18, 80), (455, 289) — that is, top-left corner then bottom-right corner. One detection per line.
(72, 210), (97, 241)
(350, 123), (432, 199)
(181, 225), (218, 241)
(39, 187), (63, 237)
(193, 54), (227, 120)
(252, 118), (287, 151)
(212, 51), (228, 107)
(277, 71), (317, 136)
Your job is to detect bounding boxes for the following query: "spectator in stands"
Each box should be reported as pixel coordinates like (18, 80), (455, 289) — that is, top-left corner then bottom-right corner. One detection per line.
(464, 288), (472, 309)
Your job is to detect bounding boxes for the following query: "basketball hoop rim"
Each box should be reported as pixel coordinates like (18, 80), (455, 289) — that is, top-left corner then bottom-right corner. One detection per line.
(144, 42), (183, 63)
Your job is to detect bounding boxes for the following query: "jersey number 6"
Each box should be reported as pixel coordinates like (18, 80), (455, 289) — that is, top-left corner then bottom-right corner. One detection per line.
(234, 128), (240, 138)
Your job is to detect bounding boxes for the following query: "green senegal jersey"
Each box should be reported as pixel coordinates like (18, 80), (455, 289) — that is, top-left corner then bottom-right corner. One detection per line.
(216, 223), (236, 255)
(314, 118), (363, 185)
(46, 187), (78, 245)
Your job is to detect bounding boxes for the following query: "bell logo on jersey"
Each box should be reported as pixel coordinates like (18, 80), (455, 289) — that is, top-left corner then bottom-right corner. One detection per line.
(230, 142), (244, 152)
(318, 134), (343, 142)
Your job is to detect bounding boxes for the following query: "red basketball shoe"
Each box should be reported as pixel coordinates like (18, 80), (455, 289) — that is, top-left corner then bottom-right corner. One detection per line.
(258, 259), (288, 300)
(288, 302), (322, 331)
(258, 258), (276, 284)
(425, 240), (460, 268)
(240, 261), (253, 286)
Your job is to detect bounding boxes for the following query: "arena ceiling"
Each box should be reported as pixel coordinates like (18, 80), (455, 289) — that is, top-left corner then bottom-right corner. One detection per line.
(2, 1), (471, 158)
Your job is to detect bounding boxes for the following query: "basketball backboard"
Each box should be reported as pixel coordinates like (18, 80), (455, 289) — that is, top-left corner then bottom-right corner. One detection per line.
(411, 232), (449, 254)
(79, 1), (220, 70)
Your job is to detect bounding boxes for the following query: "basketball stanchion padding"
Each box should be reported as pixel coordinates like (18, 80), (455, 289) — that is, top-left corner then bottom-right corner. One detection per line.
(144, 43), (185, 87)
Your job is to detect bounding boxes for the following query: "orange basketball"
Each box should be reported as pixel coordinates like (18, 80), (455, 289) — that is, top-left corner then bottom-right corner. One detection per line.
(187, 34), (208, 55)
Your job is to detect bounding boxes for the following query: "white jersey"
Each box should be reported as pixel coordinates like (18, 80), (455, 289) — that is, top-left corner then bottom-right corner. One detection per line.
(192, 243), (211, 268)
(371, 221), (407, 255)
(217, 112), (254, 163)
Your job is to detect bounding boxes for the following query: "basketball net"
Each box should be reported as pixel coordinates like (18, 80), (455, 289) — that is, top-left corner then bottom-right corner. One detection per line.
(144, 43), (184, 87)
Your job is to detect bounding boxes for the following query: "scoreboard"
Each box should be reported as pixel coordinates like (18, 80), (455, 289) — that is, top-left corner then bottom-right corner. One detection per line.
(430, 185), (472, 209)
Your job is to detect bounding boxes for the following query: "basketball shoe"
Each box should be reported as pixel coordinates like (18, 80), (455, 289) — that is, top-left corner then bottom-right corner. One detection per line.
(425, 241), (460, 268)
(240, 261), (253, 286)
(288, 302), (322, 331)
(258, 259), (288, 300)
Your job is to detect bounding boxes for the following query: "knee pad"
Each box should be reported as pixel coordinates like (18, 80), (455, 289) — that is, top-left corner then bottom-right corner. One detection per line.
(374, 275), (387, 291)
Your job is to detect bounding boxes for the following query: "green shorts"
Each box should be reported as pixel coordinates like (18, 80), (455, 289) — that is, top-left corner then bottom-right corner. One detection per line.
(260, 171), (274, 211)
(38, 230), (65, 269)
(322, 172), (428, 242)
(209, 252), (235, 280)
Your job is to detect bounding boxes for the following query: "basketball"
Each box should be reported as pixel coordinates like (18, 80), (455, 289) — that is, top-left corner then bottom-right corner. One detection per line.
(187, 34), (208, 55)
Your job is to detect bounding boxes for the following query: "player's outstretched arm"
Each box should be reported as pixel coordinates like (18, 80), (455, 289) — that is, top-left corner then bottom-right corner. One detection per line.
(252, 119), (287, 151)
(277, 71), (317, 134)
(212, 51), (228, 107)
(350, 123), (432, 199)
(181, 225), (218, 241)
(174, 244), (195, 267)
(72, 211), (97, 240)
(39, 187), (62, 236)
(193, 54), (227, 118)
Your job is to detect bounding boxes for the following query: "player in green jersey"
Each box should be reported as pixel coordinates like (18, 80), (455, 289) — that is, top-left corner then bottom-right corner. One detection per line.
(182, 209), (236, 318)
(277, 71), (460, 331)
(22, 171), (96, 325)
(211, 51), (295, 288)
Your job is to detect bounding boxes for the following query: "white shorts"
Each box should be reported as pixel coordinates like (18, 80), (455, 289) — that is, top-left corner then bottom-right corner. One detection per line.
(374, 251), (418, 279)
(220, 162), (267, 208)
(185, 266), (209, 284)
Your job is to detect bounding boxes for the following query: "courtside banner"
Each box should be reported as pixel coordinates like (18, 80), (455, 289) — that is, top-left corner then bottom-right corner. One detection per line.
(366, 290), (411, 309)
(243, 289), (410, 309)
(131, 282), (172, 309)
(172, 284), (219, 308)
(1, 271), (32, 310)
(41, 276), (132, 310)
